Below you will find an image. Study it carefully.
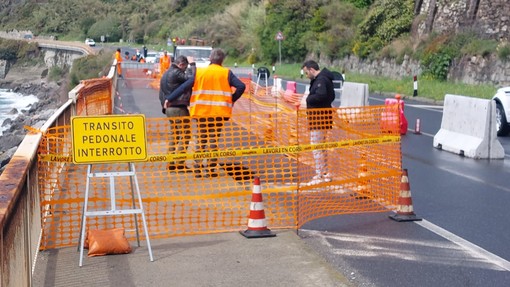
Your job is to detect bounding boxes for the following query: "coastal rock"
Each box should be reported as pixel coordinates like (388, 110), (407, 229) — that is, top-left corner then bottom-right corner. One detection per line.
(0, 146), (18, 172)
(0, 64), (65, 156)
(2, 117), (13, 127)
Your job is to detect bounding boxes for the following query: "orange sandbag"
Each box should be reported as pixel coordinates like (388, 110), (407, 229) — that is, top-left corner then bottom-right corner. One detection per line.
(87, 228), (132, 257)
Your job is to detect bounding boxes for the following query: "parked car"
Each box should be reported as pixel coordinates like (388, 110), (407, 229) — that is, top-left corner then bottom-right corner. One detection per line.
(145, 51), (159, 63)
(493, 87), (510, 136)
(85, 38), (95, 46)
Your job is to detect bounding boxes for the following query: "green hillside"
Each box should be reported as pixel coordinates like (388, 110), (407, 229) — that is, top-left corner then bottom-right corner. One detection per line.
(0, 1), (412, 65)
(1, 0), (508, 90)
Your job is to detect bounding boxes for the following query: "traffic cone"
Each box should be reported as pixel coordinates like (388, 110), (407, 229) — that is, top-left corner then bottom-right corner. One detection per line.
(240, 177), (276, 238)
(389, 169), (422, 222)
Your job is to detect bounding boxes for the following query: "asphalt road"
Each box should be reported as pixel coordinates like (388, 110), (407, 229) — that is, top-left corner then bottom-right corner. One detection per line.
(119, 71), (510, 286)
(297, 92), (510, 286)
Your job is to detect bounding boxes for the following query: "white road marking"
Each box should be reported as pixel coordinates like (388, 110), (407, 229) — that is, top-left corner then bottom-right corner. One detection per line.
(416, 219), (510, 271)
(302, 220), (510, 271)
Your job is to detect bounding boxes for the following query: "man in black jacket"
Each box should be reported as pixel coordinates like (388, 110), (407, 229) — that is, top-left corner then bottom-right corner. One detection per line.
(301, 60), (335, 185)
(159, 55), (196, 171)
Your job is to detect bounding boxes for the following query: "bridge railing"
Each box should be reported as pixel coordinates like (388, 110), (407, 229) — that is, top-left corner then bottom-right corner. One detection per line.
(0, 99), (74, 286)
(0, 58), (118, 286)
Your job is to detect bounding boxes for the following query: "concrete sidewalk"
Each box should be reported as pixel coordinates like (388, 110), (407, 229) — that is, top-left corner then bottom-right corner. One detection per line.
(33, 230), (352, 287)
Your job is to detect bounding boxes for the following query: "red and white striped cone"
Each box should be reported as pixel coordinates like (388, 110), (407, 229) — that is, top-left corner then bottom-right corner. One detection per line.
(389, 169), (422, 222)
(240, 177), (276, 238)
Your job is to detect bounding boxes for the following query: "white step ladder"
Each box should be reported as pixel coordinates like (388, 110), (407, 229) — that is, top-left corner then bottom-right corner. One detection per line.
(78, 163), (154, 266)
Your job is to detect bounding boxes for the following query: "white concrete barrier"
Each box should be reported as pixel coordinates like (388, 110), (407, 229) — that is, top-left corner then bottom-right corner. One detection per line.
(433, 94), (504, 159)
(340, 82), (369, 107)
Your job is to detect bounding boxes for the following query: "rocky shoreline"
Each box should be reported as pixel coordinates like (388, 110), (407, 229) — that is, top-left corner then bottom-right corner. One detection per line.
(0, 64), (67, 172)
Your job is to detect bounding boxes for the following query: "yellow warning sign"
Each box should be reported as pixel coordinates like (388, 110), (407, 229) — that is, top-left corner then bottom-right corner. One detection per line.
(71, 115), (147, 164)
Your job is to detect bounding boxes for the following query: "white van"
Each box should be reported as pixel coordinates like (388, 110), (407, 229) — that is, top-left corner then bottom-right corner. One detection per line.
(174, 46), (213, 67)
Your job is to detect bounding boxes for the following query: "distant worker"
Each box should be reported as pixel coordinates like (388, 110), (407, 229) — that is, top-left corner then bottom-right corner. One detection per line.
(159, 50), (171, 76)
(139, 56), (147, 74)
(159, 56), (196, 171)
(124, 51), (130, 60)
(131, 53), (137, 61)
(115, 48), (122, 78)
(189, 48), (246, 178)
(301, 60), (335, 185)
(135, 49), (141, 61)
(142, 45), (148, 58)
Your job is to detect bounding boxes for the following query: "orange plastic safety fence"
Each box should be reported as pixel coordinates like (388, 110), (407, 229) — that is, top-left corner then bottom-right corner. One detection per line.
(36, 69), (402, 249)
(37, 105), (401, 250)
(75, 78), (112, 116)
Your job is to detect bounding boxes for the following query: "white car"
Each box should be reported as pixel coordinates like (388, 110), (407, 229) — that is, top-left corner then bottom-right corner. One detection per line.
(145, 51), (159, 63)
(493, 87), (510, 136)
(174, 46), (212, 67)
(85, 38), (95, 46)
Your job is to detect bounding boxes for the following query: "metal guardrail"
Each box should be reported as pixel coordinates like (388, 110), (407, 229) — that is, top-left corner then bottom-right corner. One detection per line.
(0, 40), (101, 286)
(0, 100), (74, 287)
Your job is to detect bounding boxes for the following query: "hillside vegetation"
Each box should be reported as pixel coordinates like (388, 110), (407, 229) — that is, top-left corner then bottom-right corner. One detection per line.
(1, 0), (508, 83)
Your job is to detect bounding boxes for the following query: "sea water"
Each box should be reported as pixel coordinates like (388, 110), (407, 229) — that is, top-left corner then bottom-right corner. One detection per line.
(0, 89), (38, 135)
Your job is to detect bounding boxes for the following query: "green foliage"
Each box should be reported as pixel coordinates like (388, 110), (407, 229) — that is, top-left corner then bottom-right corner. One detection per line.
(497, 43), (510, 62)
(343, 72), (496, 100)
(259, 1), (318, 63)
(421, 51), (452, 81)
(307, 1), (362, 59)
(247, 52), (258, 65)
(0, 39), (38, 62)
(355, 0), (413, 58)
(69, 51), (112, 87)
(0, 39), (21, 61)
(461, 38), (498, 57)
(418, 32), (496, 81)
(346, 0), (374, 9)
(80, 17), (97, 35)
(88, 18), (122, 42)
(48, 66), (67, 82)
(0, 0), (507, 90)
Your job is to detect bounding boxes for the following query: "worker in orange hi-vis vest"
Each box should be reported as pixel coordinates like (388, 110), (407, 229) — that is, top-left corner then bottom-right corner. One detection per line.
(139, 56), (148, 75)
(159, 50), (171, 76)
(115, 48), (122, 78)
(189, 48), (246, 178)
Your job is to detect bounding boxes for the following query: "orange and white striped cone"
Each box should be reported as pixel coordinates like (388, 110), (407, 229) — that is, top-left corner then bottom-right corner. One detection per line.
(389, 169), (422, 222)
(240, 177), (276, 238)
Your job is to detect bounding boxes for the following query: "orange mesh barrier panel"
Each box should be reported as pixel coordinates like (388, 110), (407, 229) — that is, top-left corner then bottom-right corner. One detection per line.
(75, 78), (112, 116)
(36, 69), (402, 249)
(37, 109), (401, 249)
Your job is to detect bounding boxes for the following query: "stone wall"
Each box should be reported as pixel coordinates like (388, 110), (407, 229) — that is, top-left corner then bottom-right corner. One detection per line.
(322, 0), (510, 87)
(416, 0), (510, 41)
(324, 54), (510, 88)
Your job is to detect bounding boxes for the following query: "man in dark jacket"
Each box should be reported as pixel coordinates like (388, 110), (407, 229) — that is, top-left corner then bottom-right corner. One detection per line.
(159, 55), (196, 171)
(301, 60), (335, 185)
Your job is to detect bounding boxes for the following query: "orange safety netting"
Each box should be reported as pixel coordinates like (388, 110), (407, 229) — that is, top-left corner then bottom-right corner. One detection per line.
(36, 74), (402, 249)
(75, 78), (112, 116)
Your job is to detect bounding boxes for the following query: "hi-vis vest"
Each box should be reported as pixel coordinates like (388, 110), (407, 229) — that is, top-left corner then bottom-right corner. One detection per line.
(190, 64), (232, 117)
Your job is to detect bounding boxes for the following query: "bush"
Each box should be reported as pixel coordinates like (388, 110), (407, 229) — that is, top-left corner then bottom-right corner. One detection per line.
(421, 50), (452, 81)
(69, 51), (112, 87)
(498, 43), (510, 62)
(48, 66), (67, 82)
